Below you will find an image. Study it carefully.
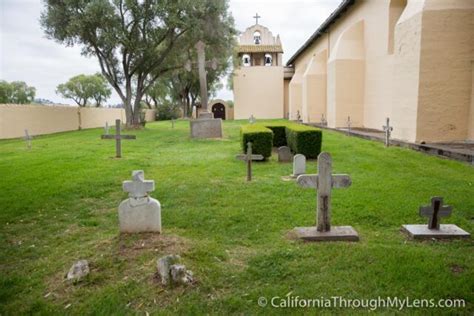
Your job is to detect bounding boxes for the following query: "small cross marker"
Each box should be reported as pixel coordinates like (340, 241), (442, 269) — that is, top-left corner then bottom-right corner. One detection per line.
(24, 129), (32, 149)
(346, 116), (351, 134)
(402, 197), (470, 239)
(236, 142), (264, 181)
(321, 113), (327, 127)
(419, 197), (452, 230)
(101, 119), (136, 158)
(382, 117), (394, 147)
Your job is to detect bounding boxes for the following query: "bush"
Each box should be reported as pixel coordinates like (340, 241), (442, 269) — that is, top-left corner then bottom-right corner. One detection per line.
(240, 125), (273, 159)
(264, 124), (287, 147)
(285, 124), (322, 159)
(156, 101), (180, 121)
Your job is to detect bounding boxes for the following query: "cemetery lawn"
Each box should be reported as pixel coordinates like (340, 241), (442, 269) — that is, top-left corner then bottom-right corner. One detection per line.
(0, 120), (473, 315)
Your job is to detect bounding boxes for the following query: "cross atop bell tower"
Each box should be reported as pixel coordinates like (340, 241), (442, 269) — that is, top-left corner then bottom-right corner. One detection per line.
(253, 13), (261, 25)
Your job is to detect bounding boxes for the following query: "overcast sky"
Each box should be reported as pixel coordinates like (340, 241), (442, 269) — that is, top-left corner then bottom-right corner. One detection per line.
(0, 0), (341, 105)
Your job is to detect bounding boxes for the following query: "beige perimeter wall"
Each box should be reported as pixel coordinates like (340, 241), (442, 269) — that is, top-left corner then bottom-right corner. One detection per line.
(0, 104), (156, 139)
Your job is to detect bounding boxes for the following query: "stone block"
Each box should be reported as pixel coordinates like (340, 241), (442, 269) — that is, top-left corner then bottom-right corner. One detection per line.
(119, 197), (161, 233)
(402, 224), (470, 240)
(190, 119), (223, 139)
(292, 226), (359, 242)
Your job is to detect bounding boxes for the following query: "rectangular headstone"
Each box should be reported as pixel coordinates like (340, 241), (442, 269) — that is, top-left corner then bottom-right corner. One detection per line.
(190, 118), (222, 138)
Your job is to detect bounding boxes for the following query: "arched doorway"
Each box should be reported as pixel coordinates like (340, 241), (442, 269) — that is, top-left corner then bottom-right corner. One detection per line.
(212, 103), (226, 120)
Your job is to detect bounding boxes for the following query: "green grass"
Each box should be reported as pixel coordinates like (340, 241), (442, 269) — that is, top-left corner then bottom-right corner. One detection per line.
(0, 119), (473, 315)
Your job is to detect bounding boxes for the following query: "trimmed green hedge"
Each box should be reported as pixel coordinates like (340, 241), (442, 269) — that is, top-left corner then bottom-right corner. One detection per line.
(286, 124), (322, 159)
(240, 122), (322, 159)
(264, 124), (287, 147)
(240, 125), (273, 159)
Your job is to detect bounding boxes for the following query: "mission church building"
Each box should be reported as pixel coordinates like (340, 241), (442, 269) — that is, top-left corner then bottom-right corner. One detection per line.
(234, 0), (473, 144)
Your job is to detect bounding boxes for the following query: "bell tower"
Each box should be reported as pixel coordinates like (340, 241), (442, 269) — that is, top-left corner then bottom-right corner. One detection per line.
(233, 14), (284, 119)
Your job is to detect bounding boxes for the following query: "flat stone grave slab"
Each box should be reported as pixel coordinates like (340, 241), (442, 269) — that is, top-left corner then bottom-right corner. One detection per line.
(190, 118), (222, 139)
(293, 226), (359, 242)
(402, 224), (470, 240)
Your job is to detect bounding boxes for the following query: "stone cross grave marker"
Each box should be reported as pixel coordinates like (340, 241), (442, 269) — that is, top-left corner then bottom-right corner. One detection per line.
(346, 116), (352, 134)
(293, 152), (359, 241)
(24, 129), (32, 149)
(296, 110), (301, 122)
(101, 119), (136, 158)
(278, 146), (292, 162)
(104, 122), (110, 135)
(292, 154), (306, 177)
(321, 113), (327, 127)
(235, 142), (264, 181)
(382, 117), (393, 147)
(171, 119), (175, 129)
(402, 197), (470, 239)
(119, 170), (161, 233)
(249, 114), (256, 124)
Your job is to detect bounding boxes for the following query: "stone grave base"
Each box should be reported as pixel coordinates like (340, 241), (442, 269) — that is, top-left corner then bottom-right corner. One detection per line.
(401, 224), (470, 240)
(119, 198), (161, 233)
(190, 118), (223, 139)
(198, 112), (214, 119)
(292, 226), (359, 242)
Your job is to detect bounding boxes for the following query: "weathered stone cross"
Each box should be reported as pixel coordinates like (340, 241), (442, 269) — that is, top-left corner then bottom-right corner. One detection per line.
(101, 119), (136, 158)
(24, 129), (32, 149)
(185, 41), (218, 114)
(249, 114), (256, 124)
(346, 116), (352, 134)
(104, 122), (110, 135)
(321, 113), (327, 127)
(419, 197), (452, 230)
(123, 170), (155, 206)
(297, 152), (352, 232)
(235, 142), (264, 181)
(382, 117), (393, 147)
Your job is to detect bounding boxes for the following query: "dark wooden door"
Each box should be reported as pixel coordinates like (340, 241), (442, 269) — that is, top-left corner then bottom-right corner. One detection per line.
(212, 103), (226, 120)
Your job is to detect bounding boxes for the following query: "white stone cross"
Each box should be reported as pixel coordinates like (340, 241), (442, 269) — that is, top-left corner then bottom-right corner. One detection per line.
(297, 152), (351, 232)
(382, 117), (394, 147)
(236, 142), (264, 181)
(123, 170), (155, 200)
(24, 129), (32, 149)
(104, 122), (110, 135)
(419, 197), (452, 230)
(346, 116), (352, 134)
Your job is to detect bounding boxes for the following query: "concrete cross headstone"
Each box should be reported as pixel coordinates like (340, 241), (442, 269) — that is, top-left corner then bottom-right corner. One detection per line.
(119, 170), (161, 233)
(104, 122), (110, 135)
(346, 116), (352, 134)
(249, 114), (256, 124)
(235, 142), (264, 181)
(171, 119), (175, 129)
(296, 110), (301, 122)
(101, 119), (136, 158)
(402, 197), (470, 239)
(382, 117), (393, 147)
(321, 113), (327, 127)
(292, 154), (306, 177)
(278, 146), (292, 162)
(293, 152), (359, 241)
(24, 129), (32, 149)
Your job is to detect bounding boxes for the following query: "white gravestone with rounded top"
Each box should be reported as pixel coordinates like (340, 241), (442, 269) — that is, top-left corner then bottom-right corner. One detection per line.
(119, 170), (161, 233)
(292, 154), (306, 177)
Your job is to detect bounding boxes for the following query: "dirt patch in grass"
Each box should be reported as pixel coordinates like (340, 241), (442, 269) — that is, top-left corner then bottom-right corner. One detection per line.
(449, 264), (465, 275)
(225, 246), (257, 271)
(117, 233), (189, 259)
